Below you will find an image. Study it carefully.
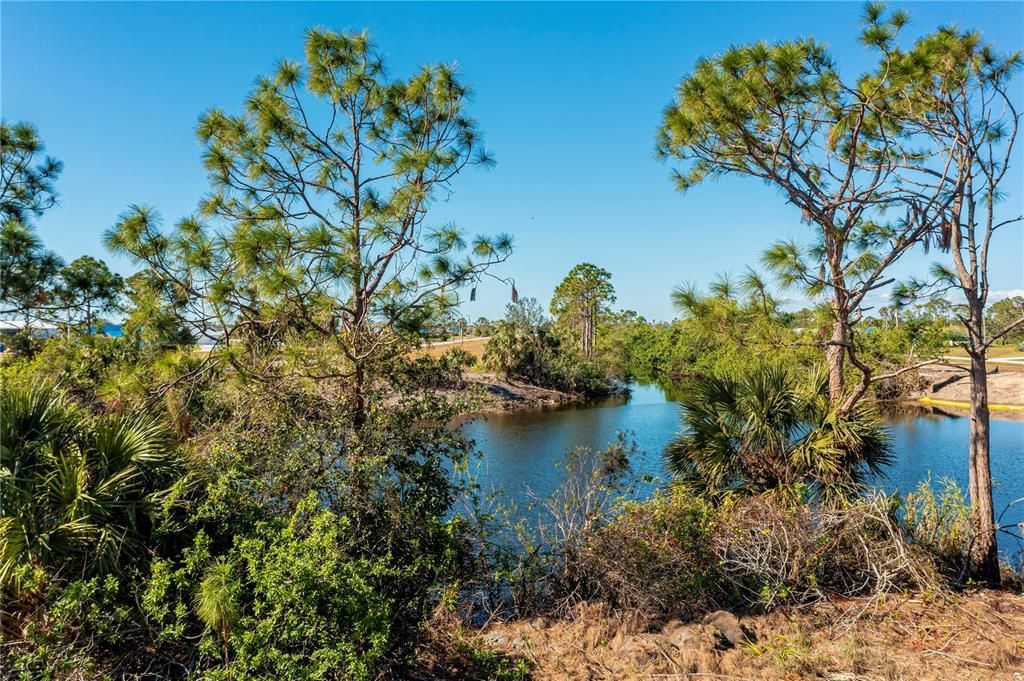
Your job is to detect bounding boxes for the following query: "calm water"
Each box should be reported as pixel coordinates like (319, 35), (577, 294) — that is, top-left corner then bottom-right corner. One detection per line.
(462, 383), (1024, 557)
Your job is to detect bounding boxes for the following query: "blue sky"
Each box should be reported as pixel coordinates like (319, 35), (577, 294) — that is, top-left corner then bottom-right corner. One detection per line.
(3, 1), (1022, 321)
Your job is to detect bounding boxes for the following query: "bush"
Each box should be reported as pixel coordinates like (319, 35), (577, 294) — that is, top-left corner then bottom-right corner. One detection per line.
(4, 575), (133, 679)
(666, 365), (892, 506)
(219, 501), (394, 681)
(550, 492), (949, 618)
(574, 490), (718, 615)
(491, 481), (955, 622)
(161, 375), (475, 677)
(0, 383), (181, 595)
(2, 357), (485, 679)
(713, 495), (943, 608)
(902, 477), (974, 580)
(5, 329), (44, 359)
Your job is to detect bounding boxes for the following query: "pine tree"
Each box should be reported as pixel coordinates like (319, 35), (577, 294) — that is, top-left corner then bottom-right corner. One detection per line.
(107, 29), (512, 426)
(886, 19), (1023, 584)
(550, 263), (615, 358)
(656, 5), (949, 415)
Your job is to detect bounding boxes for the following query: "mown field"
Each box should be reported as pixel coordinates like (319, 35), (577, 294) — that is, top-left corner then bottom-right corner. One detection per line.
(412, 335), (490, 360)
(943, 345), (1024, 372)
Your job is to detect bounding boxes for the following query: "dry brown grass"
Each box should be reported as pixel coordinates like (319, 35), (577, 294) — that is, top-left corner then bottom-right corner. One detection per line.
(411, 336), (490, 360)
(947, 345), (1024, 359)
(479, 591), (1024, 680)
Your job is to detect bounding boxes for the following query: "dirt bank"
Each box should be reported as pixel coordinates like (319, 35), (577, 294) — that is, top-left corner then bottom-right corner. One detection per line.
(478, 591), (1024, 680)
(913, 365), (1024, 412)
(463, 372), (585, 412)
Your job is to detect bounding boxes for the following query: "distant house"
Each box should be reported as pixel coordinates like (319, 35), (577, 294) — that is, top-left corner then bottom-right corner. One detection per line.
(0, 320), (61, 348)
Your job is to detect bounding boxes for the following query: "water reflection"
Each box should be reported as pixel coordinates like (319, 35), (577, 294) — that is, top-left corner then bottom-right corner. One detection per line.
(462, 383), (1024, 558)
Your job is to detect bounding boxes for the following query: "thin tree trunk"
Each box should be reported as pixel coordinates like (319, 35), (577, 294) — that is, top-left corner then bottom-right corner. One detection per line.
(350, 294), (369, 430)
(352, 361), (367, 429)
(967, 336), (1000, 584)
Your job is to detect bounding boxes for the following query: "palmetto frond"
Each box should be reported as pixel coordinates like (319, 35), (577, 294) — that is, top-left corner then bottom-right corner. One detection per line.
(0, 383), (179, 594)
(666, 365), (890, 504)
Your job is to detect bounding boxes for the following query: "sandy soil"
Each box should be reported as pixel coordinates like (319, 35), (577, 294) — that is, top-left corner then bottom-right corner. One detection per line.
(914, 365), (1024, 409)
(478, 591), (1024, 680)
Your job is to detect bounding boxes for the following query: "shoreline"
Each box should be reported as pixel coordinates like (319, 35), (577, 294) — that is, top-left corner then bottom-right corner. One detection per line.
(910, 365), (1024, 418)
(459, 366), (1024, 418)
(462, 372), (603, 413)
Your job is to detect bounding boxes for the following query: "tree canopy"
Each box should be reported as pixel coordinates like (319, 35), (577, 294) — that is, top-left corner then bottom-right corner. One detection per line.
(656, 6), (955, 413)
(550, 263), (615, 358)
(56, 256), (124, 332)
(0, 219), (63, 318)
(0, 122), (65, 320)
(0, 121), (62, 223)
(106, 29), (513, 422)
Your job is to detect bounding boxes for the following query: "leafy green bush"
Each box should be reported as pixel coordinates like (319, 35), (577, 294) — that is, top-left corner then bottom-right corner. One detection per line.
(5, 329), (44, 359)
(209, 501), (393, 681)
(5, 575), (135, 679)
(2, 351), (488, 679)
(0, 335), (140, 405)
(140, 374), (477, 677)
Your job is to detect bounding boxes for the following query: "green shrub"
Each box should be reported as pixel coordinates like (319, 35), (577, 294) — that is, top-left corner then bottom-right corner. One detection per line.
(5, 575), (132, 680)
(902, 477), (974, 579)
(167, 376), (474, 677)
(0, 383), (180, 593)
(219, 501), (393, 680)
(666, 365), (892, 505)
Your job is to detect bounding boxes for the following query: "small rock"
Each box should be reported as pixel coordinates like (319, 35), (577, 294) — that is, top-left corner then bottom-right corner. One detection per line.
(701, 610), (754, 648)
(481, 630), (511, 647)
(667, 628), (694, 648)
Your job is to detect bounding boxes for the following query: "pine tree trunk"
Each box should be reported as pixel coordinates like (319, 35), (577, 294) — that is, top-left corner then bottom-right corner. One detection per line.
(350, 294), (369, 430)
(967, 343), (1000, 584)
(352, 361), (367, 429)
(826, 318), (847, 405)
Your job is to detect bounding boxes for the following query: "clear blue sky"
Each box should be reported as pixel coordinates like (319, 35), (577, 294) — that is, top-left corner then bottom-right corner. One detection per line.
(3, 1), (1022, 321)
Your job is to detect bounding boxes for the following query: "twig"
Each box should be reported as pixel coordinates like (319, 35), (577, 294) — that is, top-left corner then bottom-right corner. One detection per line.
(922, 648), (995, 669)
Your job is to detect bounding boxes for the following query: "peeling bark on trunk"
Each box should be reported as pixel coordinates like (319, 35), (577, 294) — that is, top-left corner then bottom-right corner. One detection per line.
(967, 335), (1000, 584)
(826, 318), (847, 405)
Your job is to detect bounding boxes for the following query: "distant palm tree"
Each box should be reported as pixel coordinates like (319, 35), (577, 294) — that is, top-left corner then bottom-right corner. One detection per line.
(666, 366), (891, 505)
(0, 383), (179, 592)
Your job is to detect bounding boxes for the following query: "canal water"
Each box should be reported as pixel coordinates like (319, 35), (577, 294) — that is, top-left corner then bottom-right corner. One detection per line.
(462, 383), (1024, 557)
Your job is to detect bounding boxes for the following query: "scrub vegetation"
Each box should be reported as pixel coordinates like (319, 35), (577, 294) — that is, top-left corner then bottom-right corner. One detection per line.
(2, 4), (1023, 679)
